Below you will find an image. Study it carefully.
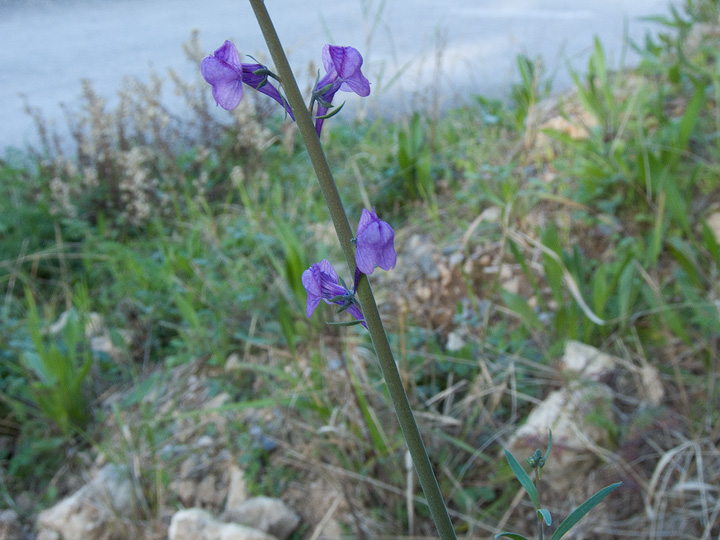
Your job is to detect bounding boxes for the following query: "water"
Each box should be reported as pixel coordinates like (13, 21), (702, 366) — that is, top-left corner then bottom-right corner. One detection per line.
(0, 0), (673, 151)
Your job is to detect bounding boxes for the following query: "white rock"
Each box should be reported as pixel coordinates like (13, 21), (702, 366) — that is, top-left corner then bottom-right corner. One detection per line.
(36, 465), (138, 540)
(562, 341), (617, 380)
(225, 352), (242, 372)
(47, 310), (104, 337)
(445, 331), (466, 352)
(168, 508), (277, 540)
(223, 497), (300, 540)
(224, 465), (249, 510)
(639, 363), (664, 406)
(36, 530), (60, 540)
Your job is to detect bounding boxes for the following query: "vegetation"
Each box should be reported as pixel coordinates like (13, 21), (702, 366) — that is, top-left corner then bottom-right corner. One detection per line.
(1, 1), (719, 538)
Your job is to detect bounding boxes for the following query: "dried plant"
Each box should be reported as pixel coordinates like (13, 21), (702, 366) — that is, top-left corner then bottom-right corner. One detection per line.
(25, 31), (273, 230)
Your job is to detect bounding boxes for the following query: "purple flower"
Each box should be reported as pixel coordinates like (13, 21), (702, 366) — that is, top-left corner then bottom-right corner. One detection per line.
(201, 40), (293, 118)
(355, 208), (396, 275)
(313, 44), (371, 136)
(302, 259), (365, 326)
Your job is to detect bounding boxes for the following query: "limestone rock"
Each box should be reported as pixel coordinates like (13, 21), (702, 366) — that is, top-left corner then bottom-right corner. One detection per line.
(168, 508), (277, 540)
(36, 465), (138, 540)
(224, 465), (249, 511)
(223, 497), (300, 540)
(638, 363), (664, 406)
(561, 340), (617, 380)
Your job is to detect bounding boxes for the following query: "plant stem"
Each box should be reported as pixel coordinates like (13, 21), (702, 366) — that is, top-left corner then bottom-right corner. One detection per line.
(247, 2), (457, 539)
(536, 470), (543, 540)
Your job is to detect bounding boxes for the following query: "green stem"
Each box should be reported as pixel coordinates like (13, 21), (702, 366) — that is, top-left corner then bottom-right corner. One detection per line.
(536, 470), (543, 540)
(247, 2), (456, 539)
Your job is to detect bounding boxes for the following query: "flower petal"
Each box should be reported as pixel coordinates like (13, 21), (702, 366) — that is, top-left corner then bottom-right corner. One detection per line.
(355, 209), (396, 274)
(327, 45), (371, 97)
(321, 44), (338, 77)
(201, 55), (243, 110)
(242, 65), (295, 119)
(213, 40), (243, 71)
(341, 74), (371, 97)
(345, 304), (367, 327)
(306, 295), (322, 318)
(356, 208), (374, 236)
(355, 245), (376, 274)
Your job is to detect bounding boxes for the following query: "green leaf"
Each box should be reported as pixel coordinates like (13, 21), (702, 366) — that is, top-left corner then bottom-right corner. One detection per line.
(592, 264), (610, 319)
(538, 508), (552, 526)
(501, 290), (543, 331)
(540, 225), (565, 304)
(495, 533), (529, 540)
(667, 237), (704, 287)
(504, 448), (539, 508)
(676, 82), (705, 152)
(316, 101), (345, 120)
(549, 482), (621, 540)
(618, 262), (636, 323)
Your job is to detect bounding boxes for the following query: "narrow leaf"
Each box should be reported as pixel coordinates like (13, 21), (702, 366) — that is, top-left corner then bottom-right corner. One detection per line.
(495, 533), (529, 540)
(326, 320), (365, 327)
(316, 101), (345, 119)
(549, 482), (621, 540)
(504, 448), (539, 508)
(538, 508), (552, 526)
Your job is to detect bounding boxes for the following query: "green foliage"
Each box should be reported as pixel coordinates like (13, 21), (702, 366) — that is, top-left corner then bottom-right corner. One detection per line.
(2, 3), (720, 535)
(500, 6), (720, 354)
(569, 38), (616, 137)
(396, 112), (435, 202)
(16, 288), (93, 437)
(498, 432), (621, 540)
(510, 55), (551, 131)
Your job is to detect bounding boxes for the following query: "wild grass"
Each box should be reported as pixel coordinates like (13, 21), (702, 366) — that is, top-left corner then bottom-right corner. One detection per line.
(1, 0), (719, 538)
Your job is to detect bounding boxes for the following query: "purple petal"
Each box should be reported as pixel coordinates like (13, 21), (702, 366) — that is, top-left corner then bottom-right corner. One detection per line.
(321, 44), (338, 77)
(214, 40), (243, 71)
(355, 245), (376, 274)
(305, 295), (322, 318)
(373, 230), (397, 271)
(356, 208), (374, 236)
(317, 259), (339, 283)
(326, 46), (361, 79)
(201, 56), (244, 110)
(302, 260), (344, 310)
(325, 45), (371, 97)
(341, 74), (371, 97)
(355, 208), (396, 274)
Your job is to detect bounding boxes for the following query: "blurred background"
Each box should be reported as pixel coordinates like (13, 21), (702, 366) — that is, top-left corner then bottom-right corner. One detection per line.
(1, 0), (671, 150)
